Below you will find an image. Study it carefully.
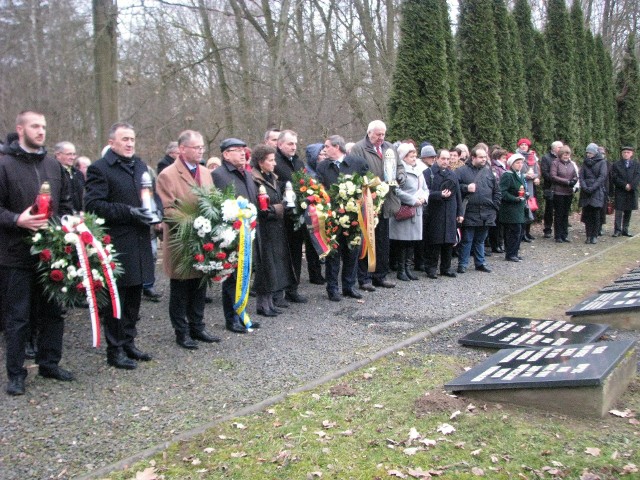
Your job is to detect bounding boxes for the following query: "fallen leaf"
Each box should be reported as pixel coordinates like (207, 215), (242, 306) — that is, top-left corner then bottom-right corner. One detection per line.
(397, 351), (405, 356)
(450, 410), (461, 420)
(374, 404), (384, 409)
(609, 409), (631, 418)
(203, 447), (215, 454)
(408, 427), (421, 441)
(273, 421), (283, 427)
(388, 469), (408, 478)
(363, 372), (373, 380)
(267, 408), (275, 414)
(322, 420), (337, 429)
(140, 406), (150, 412)
(218, 435), (227, 440)
(307, 472), (323, 478)
(471, 448), (482, 456)
(629, 418), (640, 425)
(340, 429), (354, 436)
(312, 393), (321, 400)
(419, 438), (437, 447)
(233, 422), (247, 429)
(135, 467), (158, 480)
(314, 431), (327, 438)
(407, 466), (432, 478)
(622, 463), (638, 474)
(230, 451), (247, 458)
(467, 403), (476, 412)
(471, 466), (484, 476)
(191, 458), (201, 465)
(611, 451), (619, 460)
(490, 454), (499, 463)
(437, 423), (455, 435)
(455, 441), (466, 449)
(585, 447), (601, 457)
(403, 447), (420, 455)
(551, 460), (564, 467)
(579, 472), (601, 480)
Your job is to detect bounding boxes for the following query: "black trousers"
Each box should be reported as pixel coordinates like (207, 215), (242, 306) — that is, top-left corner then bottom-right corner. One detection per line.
(222, 272), (238, 325)
(504, 223), (523, 259)
(1, 267), (64, 379)
(543, 193), (554, 234)
(614, 210), (632, 233)
(489, 222), (504, 250)
(169, 278), (206, 335)
(358, 217), (390, 284)
(582, 205), (602, 238)
(103, 283), (142, 352)
(553, 194), (573, 240)
(424, 243), (453, 274)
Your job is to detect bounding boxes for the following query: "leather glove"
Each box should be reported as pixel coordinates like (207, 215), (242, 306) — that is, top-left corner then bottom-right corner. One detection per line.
(130, 207), (154, 225)
(568, 179), (577, 187)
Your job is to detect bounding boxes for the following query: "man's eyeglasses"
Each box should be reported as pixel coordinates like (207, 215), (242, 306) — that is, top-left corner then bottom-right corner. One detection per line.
(225, 148), (245, 153)
(185, 145), (206, 151)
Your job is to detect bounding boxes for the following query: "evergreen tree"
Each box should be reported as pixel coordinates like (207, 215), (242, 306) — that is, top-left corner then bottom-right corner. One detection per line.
(388, 0), (452, 147)
(458, 0), (503, 145)
(586, 31), (605, 146)
(616, 34), (640, 150)
(595, 35), (618, 151)
(506, 11), (532, 142)
(570, 0), (592, 149)
(529, 32), (554, 149)
(545, 0), (579, 147)
(512, 0), (537, 132)
(441, 0), (463, 145)
(492, 0), (518, 147)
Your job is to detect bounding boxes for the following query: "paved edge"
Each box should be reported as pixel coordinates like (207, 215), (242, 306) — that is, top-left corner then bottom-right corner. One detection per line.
(78, 239), (634, 480)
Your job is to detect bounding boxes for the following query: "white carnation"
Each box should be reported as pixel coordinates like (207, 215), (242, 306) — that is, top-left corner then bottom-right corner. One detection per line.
(219, 228), (237, 248)
(64, 233), (78, 244)
(221, 200), (240, 221)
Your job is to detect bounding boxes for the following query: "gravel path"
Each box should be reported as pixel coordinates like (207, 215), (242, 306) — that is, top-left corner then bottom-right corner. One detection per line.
(1, 217), (639, 480)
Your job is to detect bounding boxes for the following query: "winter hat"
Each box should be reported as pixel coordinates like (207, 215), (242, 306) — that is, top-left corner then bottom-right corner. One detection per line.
(507, 153), (525, 168)
(621, 146), (635, 152)
(517, 138), (531, 148)
(420, 145), (437, 158)
(585, 143), (599, 155)
(397, 143), (416, 162)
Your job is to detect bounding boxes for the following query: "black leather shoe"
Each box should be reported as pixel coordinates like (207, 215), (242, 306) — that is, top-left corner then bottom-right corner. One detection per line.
(309, 276), (326, 285)
(406, 270), (419, 281)
(328, 291), (342, 302)
(285, 291), (308, 303)
(226, 320), (248, 333)
(123, 345), (152, 361)
(517, 255), (524, 260)
(176, 334), (199, 350)
(6, 377), (25, 396)
(343, 289), (363, 299)
(143, 287), (162, 302)
(39, 366), (75, 381)
(623, 231), (633, 237)
(484, 250), (492, 257)
(555, 238), (563, 243)
(249, 321), (261, 329)
(441, 270), (457, 278)
(107, 350), (137, 369)
(505, 256), (521, 262)
(372, 279), (396, 288)
(521, 236), (532, 243)
(426, 271), (438, 279)
(590, 237), (598, 244)
(612, 231), (622, 237)
(562, 238), (571, 243)
(273, 298), (290, 308)
(544, 232), (552, 238)
(270, 306), (284, 314)
(190, 329), (220, 343)
(475, 264), (492, 273)
(526, 233), (535, 240)
(492, 246), (505, 253)
(257, 307), (278, 317)
(359, 283), (376, 292)
(24, 341), (36, 360)
(457, 266), (466, 274)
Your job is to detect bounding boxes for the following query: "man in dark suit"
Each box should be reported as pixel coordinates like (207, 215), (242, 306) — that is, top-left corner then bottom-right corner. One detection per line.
(611, 146), (640, 237)
(212, 138), (261, 333)
(316, 135), (369, 302)
(54, 141), (85, 214)
(84, 122), (159, 369)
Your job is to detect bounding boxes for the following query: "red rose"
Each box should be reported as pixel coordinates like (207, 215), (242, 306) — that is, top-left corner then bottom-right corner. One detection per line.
(213, 276), (222, 282)
(76, 283), (85, 292)
(250, 220), (257, 229)
(50, 269), (64, 282)
(351, 221), (358, 226)
(223, 262), (232, 269)
(216, 252), (227, 260)
(94, 280), (104, 289)
(81, 231), (93, 243)
(233, 220), (242, 230)
(203, 243), (214, 252)
(194, 254), (205, 263)
(64, 245), (73, 255)
(39, 249), (52, 262)
(299, 179), (305, 185)
(102, 235), (111, 245)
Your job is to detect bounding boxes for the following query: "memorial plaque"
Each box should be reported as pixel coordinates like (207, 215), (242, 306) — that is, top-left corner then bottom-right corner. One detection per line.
(614, 273), (640, 283)
(600, 281), (640, 293)
(566, 290), (640, 316)
(458, 317), (608, 349)
(445, 340), (636, 417)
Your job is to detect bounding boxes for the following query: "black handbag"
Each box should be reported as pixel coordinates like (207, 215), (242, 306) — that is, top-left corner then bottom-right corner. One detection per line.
(394, 204), (416, 221)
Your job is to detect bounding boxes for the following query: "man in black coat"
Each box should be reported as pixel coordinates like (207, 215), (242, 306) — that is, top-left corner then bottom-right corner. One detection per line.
(0, 111), (74, 395)
(54, 141), (85, 214)
(540, 141), (563, 238)
(317, 135), (369, 302)
(84, 122), (159, 369)
(611, 146), (640, 237)
(212, 138), (261, 333)
(156, 141), (179, 175)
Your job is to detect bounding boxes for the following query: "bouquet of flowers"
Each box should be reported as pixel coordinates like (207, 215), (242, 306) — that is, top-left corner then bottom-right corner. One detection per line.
(169, 185), (257, 285)
(30, 213), (122, 309)
(328, 172), (388, 249)
(31, 213), (123, 347)
(292, 170), (339, 257)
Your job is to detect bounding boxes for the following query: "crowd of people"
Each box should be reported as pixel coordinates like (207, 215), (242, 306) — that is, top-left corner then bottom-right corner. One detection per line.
(1, 111), (639, 397)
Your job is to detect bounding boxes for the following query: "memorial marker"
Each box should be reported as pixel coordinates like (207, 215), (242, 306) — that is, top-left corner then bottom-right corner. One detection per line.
(600, 281), (640, 293)
(458, 317), (608, 349)
(614, 272), (640, 283)
(445, 340), (636, 417)
(566, 290), (640, 329)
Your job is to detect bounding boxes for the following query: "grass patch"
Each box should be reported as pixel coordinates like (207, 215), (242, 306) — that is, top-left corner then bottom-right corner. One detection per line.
(105, 239), (640, 479)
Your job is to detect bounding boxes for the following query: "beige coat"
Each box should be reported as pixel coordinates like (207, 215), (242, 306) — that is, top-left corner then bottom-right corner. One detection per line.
(156, 158), (213, 279)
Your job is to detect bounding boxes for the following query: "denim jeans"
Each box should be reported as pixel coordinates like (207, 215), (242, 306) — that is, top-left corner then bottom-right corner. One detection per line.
(458, 226), (489, 268)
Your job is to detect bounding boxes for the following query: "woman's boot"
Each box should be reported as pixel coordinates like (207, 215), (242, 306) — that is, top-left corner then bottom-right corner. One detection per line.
(396, 244), (410, 281)
(405, 244), (419, 280)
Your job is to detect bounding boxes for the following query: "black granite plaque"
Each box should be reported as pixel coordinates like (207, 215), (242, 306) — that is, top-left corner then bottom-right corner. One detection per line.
(614, 273), (640, 283)
(600, 281), (640, 293)
(630, 267), (640, 274)
(458, 317), (608, 349)
(445, 340), (635, 391)
(566, 290), (640, 316)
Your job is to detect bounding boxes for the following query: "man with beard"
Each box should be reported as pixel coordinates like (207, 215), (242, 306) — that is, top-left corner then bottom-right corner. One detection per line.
(84, 122), (160, 369)
(0, 111), (74, 395)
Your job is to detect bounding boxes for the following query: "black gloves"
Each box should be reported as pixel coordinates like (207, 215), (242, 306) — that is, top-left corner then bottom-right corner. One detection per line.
(568, 179), (577, 187)
(130, 207), (154, 225)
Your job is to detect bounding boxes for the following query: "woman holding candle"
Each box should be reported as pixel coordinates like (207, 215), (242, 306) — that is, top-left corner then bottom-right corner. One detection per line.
(251, 144), (296, 317)
(499, 153), (527, 262)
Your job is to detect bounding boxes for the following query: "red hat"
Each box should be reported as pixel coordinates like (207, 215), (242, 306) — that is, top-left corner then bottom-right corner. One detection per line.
(517, 138), (531, 148)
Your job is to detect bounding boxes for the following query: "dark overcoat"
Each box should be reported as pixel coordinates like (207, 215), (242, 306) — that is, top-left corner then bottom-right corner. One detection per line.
(423, 163), (462, 245)
(251, 169), (296, 294)
(456, 163), (500, 227)
(212, 160), (257, 205)
(611, 158), (640, 211)
(578, 154), (608, 209)
(499, 170), (526, 224)
(84, 149), (158, 287)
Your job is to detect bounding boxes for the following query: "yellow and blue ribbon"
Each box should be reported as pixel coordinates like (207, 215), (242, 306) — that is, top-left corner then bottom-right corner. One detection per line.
(233, 198), (253, 328)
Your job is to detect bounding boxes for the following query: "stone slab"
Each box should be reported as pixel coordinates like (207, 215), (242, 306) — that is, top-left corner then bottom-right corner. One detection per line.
(614, 273), (640, 283)
(445, 340), (636, 417)
(566, 290), (640, 317)
(600, 281), (640, 292)
(458, 317), (608, 349)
